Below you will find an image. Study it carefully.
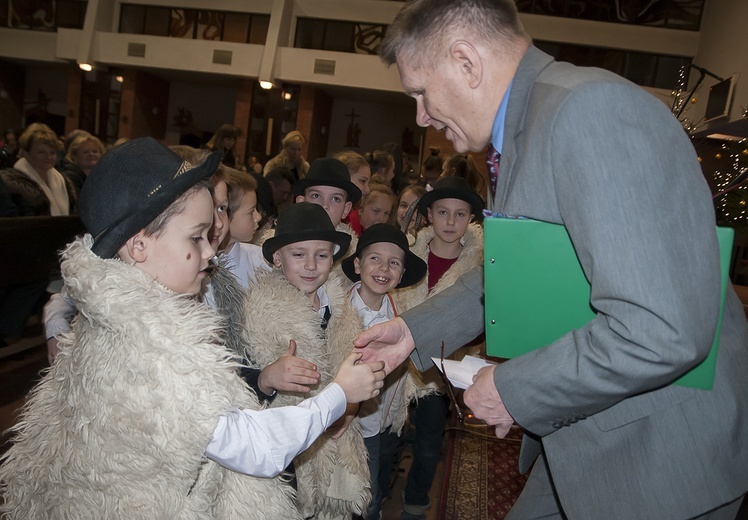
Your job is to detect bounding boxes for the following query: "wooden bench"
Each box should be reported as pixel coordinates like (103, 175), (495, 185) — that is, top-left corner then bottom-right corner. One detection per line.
(0, 216), (85, 359)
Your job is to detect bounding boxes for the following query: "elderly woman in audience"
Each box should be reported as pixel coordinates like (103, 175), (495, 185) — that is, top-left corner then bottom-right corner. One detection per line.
(13, 123), (71, 216)
(263, 130), (309, 182)
(60, 133), (105, 201)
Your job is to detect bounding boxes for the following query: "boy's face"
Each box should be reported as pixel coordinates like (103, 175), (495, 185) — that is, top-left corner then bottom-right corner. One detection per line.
(210, 179), (229, 250)
(229, 190), (261, 243)
(359, 193), (393, 231)
(296, 185), (352, 227)
(273, 240), (335, 296)
(270, 178), (292, 206)
(136, 189), (216, 295)
(350, 165), (371, 198)
(427, 198), (473, 245)
(354, 242), (405, 300)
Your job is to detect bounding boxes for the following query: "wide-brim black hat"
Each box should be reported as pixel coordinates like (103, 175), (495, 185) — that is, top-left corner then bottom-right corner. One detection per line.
(78, 137), (222, 259)
(262, 202), (352, 263)
(342, 223), (427, 289)
(291, 157), (362, 205)
(417, 176), (485, 217)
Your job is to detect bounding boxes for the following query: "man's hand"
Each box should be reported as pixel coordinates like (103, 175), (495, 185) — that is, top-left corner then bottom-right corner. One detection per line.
(257, 340), (320, 395)
(333, 351), (385, 403)
(464, 365), (514, 438)
(352, 317), (415, 375)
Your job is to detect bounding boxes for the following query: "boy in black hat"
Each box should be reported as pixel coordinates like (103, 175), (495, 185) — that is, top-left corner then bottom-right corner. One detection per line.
(393, 175), (485, 520)
(242, 202), (373, 519)
(293, 156), (362, 235)
(0, 139), (384, 519)
(341, 224), (427, 520)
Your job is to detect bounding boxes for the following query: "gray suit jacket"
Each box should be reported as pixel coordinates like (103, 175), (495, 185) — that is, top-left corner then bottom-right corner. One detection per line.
(402, 47), (748, 520)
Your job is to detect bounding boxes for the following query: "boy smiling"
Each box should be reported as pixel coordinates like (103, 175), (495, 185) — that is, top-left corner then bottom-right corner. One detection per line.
(341, 224), (427, 520)
(243, 202), (372, 518)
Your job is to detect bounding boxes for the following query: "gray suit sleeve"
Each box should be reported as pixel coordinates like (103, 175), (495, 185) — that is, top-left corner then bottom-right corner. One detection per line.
(401, 266), (485, 371)
(495, 81), (720, 437)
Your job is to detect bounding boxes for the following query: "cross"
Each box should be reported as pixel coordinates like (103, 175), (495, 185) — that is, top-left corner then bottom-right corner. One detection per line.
(346, 109), (359, 126)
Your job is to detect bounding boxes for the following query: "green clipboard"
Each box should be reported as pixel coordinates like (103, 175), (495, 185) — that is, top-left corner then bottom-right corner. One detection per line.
(483, 218), (733, 390)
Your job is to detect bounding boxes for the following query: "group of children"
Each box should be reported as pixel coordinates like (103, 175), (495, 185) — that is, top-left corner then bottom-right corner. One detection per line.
(0, 137), (486, 520)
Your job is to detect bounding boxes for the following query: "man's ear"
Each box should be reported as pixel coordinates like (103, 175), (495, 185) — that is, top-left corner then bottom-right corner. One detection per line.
(124, 232), (148, 263)
(295, 195), (305, 204)
(451, 40), (483, 90)
(342, 200), (353, 220)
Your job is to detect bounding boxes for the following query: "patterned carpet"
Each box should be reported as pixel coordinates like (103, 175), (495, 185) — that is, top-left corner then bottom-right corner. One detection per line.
(437, 423), (527, 520)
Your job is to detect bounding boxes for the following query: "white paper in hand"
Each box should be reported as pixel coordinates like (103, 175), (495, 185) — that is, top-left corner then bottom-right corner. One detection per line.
(431, 355), (493, 389)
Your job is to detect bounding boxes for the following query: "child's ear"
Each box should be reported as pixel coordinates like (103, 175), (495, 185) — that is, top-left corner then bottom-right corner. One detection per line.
(342, 201), (353, 220)
(469, 213), (475, 223)
(295, 195), (305, 204)
(353, 257), (362, 275)
(125, 232), (148, 263)
(427, 207), (434, 224)
(272, 251), (283, 268)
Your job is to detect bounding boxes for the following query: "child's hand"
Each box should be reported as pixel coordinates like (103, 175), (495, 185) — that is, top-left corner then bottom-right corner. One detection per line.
(327, 408), (357, 439)
(258, 340), (321, 394)
(333, 352), (385, 403)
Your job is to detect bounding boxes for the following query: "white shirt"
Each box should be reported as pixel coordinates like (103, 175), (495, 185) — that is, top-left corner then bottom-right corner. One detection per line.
(349, 283), (401, 437)
(205, 383), (347, 477)
(316, 285), (331, 320)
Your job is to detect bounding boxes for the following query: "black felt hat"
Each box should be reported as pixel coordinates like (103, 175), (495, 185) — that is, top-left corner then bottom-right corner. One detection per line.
(78, 137), (221, 259)
(291, 157), (362, 205)
(417, 176), (485, 217)
(342, 223), (427, 289)
(262, 202), (352, 263)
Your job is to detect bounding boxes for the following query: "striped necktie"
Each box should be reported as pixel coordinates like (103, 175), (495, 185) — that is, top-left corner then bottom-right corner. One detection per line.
(486, 143), (501, 200)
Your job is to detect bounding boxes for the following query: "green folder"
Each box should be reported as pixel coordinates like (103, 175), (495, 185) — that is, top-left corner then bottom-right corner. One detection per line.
(484, 218), (733, 390)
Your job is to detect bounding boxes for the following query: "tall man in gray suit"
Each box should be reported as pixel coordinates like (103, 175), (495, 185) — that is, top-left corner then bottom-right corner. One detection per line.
(354, 1), (748, 518)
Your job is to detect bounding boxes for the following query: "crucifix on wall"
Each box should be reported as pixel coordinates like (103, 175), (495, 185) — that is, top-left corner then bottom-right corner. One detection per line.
(345, 108), (361, 148)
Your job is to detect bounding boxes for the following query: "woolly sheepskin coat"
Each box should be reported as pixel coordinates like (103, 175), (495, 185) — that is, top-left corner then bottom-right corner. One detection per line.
(243, 270), (369, 518)
(0, 236), (299, 520)
(390, 222), (484, 433)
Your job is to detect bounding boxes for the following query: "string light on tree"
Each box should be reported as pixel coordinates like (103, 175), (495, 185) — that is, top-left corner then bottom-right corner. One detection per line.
(713, 138), (748, 227)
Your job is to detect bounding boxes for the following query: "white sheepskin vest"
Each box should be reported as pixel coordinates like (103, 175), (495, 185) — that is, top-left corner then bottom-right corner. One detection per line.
(0, 235), (299, 520)
(390, 223), (484, 434)
(242, 270), (369, 518)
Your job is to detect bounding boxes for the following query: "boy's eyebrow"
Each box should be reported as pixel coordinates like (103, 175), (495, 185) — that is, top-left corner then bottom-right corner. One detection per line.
(307, 186), (347, 196)
(190, 221), (212, 232)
